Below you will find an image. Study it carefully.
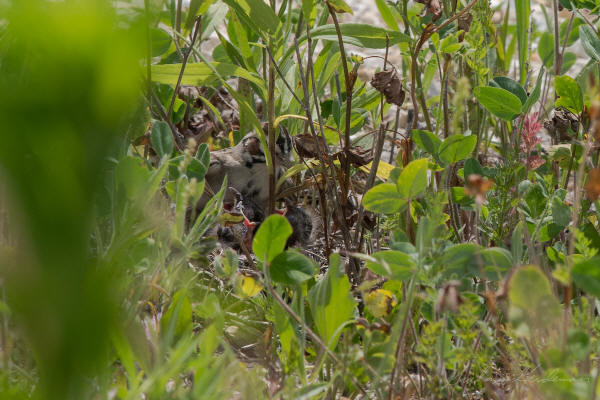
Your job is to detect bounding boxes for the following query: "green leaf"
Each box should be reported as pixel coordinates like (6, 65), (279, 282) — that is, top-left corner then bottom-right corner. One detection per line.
(579, 25), (600, 62)
(222, 0), (280, 35)
(521, 67), (544, 113)
(509, 265), (561, 336)
(554, 75), (583, 114)
(308, 254), (356, 349)
(438, 134), (477, 165)
(302, 0), (316, 25)
(151, 28), (172, 57)
(511, 221), (524, 264)
(412, 129), (442, 156)
(270, 250), (316, 286)
(151, 62), (265, 94)
(572, 257), (600, 298)
(362, 183), (406, 214)
(551, 197), (571, 228)
(375, 0), (399, 31)
(396, 158), (428, 199)
(515, 0), (530, 84)
(464, 157), (484, 178)
(328, 0), (353, 14)
(474, 86), (522, 120)
(366, 250), (415, 280)
(151, 121), (174, 158)
(538, 32), (554, 68)
(490, 76), (527, 105)
(185, 0), (215, 30)
(306, 23), (409, 48)
(161, 290), (193, 345)
(252, 214), (292, 263)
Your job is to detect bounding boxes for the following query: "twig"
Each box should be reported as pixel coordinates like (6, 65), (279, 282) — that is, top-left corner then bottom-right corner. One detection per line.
(267, 286), (368, 396)
(167, 16), (202, 120)
(410, 0), (479, 129)
(557, 12), (575, 74)
(326, 1), (353, 198)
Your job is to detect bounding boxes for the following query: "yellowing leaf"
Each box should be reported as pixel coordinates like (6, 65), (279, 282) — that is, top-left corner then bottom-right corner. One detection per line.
(364, 289), (397, 318)
(360, 160), (394, 181)
(236, 274), (263, 297)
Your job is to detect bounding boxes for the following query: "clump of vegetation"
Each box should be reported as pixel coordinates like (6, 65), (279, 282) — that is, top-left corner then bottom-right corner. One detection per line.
(2, 0), (600, 398)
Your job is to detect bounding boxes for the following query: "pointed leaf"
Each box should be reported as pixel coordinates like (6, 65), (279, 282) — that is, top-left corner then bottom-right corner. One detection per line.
(252, 214), (292, 263)
(308, 254), (356, 349)
(151, 121), (174, 158)
(474, 86), (522, 120)
(438, 134), (477, 165)
(270, 250), (316, 286)
(490, 76), (527, 105)
(362, 183), (406, 214)
(580, 25), (600, 62)
(396, 158), (429, 199)
(554, 75), (583, 114)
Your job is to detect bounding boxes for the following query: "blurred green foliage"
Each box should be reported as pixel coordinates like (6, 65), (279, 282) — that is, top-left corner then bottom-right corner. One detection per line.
(0, 1), (143, 398)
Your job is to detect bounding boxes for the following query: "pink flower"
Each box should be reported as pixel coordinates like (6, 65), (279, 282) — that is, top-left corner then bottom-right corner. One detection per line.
(519, 112), (545, 170)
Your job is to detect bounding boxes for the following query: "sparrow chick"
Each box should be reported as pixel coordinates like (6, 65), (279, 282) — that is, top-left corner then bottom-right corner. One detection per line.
(216, 188), (262, 251)
(278, 200), (313, 248)
(196, 126), (292, 214)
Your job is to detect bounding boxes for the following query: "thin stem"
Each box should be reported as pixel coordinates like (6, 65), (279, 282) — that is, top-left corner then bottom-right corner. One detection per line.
(326, 1), (353, 198)
(167, 16), (202, 121)
(268, 286), (368, 395)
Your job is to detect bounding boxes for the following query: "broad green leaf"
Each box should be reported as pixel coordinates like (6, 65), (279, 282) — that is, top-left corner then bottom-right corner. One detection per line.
(151, 62), (265, 93)
(151, 121), (174, 158)
(554, 75), (583, 113)
(509, 265), (561, 336)
(464, 157), (484, 179)
(396, 158), (428, 199)
(308, 254), (356, 349)
(511, 221), (524, 263)
(366, 250), (415, 280)
(161, 290), (193, 345)
(438, 134), (477, 165)
(515, 0), (530, 84)
(362, 183), (406, 214)
(252, 214), (292, 263)
(115, 157), (151, 201)
(151, 28), (172, 57)
(572, 257), (600, 298)
(185, 0), (216, 30)
(551, 197), (571, 228)
(412, 129), (441, 156)
(270, 250), (316, 286)
(375, 0), (399, 31)
(490, 76), (527, 105)
(521, 67), (545, 113)
(221, 0), (280, 35)
(538, 32), (554, 68)
(474, 86), (522, 120)
(302, 0), (316, 25)
(579, 25), (600, 62)
(328, 0), (353, 14)
(305, 23), (409, 48)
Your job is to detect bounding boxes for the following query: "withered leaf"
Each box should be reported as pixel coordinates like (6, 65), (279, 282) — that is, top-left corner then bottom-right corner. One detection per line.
(584, 168), (600, 201)
(543, 107), (580, 142)
(457, 12), (473, 42)
(346, 146), (373, 167)
(293, 134), (327, 158)
(415, 0), (442, 21)
(435, 280), (464, 314)
(370, 68), (405, 107)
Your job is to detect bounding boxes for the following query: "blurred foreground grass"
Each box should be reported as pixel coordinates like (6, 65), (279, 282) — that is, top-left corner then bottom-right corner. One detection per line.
(0, 1), (143, 398)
